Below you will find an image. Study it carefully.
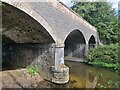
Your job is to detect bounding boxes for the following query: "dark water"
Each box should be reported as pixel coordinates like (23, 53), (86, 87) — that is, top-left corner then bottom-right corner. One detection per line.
(64, 61), (119, 88)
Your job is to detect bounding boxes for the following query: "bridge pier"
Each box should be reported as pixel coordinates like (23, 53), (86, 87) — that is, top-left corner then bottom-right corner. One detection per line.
(51, 44), (69, 84)
(85, 44), (89, 56)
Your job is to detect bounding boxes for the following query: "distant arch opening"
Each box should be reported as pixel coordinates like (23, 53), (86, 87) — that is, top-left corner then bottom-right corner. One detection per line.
(88, 35), (96, 48)
(64, 30), (86, 61)
(2, 3), (55, 71)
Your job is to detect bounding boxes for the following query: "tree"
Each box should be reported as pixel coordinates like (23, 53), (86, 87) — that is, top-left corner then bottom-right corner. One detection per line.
(71, 1), (118, 44)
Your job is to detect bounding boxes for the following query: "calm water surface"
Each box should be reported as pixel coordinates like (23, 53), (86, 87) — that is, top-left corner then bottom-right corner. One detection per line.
(64, 61), (119, 88)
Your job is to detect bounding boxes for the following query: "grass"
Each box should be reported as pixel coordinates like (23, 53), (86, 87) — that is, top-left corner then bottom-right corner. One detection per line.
(26, 65), (39, 76)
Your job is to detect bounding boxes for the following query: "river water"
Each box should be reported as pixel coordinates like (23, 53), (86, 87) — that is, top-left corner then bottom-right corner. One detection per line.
(38, 60), (119, 88)
(64, 61), (119, 88)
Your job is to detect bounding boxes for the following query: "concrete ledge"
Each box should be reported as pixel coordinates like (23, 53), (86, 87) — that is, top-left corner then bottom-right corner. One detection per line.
(65, 57), (85, 63)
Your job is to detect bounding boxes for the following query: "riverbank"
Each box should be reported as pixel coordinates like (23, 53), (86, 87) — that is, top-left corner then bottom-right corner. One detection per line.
(1, 69), (44, 88)
(86, 61), (118, 71)
(85, 44), (119, 72)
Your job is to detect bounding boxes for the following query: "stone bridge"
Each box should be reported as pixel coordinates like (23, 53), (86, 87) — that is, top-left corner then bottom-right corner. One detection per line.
(1, 0), (99, 84)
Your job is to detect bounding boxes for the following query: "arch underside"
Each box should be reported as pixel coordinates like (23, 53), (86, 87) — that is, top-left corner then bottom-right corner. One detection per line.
(64, 30), (86, 60)
(2, 3), (55, 71)
(2, 2), (55, 44)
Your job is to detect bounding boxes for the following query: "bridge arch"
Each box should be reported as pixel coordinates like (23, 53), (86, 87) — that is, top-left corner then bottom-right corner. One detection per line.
(2, 2), (55, 43)
(88, 35), (96, 48)
(63, 29), (87, 44)
(2, 1), (57, 43)
(2, 2), (56, 82)
(64, 29), (86, 60)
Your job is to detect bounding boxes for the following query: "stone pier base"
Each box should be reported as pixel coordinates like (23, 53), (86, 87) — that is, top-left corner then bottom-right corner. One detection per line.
(52, 64), (69, 84)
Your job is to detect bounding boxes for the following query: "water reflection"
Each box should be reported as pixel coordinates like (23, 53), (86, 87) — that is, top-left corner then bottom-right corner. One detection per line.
(65, 61), (119, 88)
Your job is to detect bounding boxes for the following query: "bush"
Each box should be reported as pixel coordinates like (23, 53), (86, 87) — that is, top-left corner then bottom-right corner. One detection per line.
(86, 44), (119, 69)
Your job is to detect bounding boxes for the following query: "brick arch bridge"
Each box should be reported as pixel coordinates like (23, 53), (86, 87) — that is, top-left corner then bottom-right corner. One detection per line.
(2, 0), (99, 84)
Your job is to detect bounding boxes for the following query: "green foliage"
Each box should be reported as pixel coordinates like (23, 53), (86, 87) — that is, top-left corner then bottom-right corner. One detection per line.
(97, 80), (120, 89)
(86, 44), (119, 63)
(86, 44), (119, 70)
(88, 61), (118, 69)
(71, 1), (118, 44)
(26, 65), (39, 76)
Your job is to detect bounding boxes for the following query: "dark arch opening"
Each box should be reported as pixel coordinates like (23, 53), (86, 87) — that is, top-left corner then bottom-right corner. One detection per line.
(88, 35), (96, 48)
(2, 3), (55, 71)
(64, 30), (86, 61)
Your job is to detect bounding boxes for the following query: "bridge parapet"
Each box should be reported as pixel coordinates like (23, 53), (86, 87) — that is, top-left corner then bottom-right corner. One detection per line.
(54, 0), (96, 31)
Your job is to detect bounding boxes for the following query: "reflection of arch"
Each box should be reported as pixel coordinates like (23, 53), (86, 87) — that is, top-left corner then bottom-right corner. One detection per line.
(64, 30), (86, 58)
(88, 35), (96, 48)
